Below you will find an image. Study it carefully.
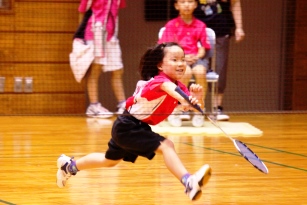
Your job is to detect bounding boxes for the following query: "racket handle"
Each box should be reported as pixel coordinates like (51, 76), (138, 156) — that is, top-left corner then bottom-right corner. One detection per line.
(175, 86), (204, 114)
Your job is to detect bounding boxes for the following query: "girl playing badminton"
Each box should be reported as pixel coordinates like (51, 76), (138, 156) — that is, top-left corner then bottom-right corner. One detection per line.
(56, 42), (211, 201)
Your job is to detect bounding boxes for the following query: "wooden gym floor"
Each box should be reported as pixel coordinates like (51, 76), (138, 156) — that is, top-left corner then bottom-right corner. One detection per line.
(0, 113), (306, 205)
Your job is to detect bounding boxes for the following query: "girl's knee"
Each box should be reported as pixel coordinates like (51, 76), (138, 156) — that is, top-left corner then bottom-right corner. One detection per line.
(105, 159), (121, 167)
(161, 139), (175, 150)
(156, 139), (176, 154)
(193, 65), (206, 75)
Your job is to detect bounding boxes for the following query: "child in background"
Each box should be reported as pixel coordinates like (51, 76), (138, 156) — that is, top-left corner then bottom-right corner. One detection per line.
(158, 0), (211, 122)
(77, 0), (127, 118)
(56, 42), (211, 201)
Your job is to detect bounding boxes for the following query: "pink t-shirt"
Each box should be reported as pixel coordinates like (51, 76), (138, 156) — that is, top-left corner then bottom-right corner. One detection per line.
(78, 0), (126, 41)
(126, 72), (190, 125)
(158, 16), (210, 54)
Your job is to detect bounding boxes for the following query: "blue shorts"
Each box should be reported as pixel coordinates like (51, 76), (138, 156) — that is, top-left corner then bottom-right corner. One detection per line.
(106, 111), (166, 163)
(191, 58), (209, 70)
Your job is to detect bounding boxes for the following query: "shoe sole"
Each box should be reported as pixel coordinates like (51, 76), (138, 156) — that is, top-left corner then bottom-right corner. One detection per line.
(56, 154), (70, 188)
(56, 169), (65, 188)
(209, 115), (230, 121)
(216, 117), (230, 121)
(192, 190), (203, 201)
(199, 166), (211, 187)
(192, 165), (212, 200)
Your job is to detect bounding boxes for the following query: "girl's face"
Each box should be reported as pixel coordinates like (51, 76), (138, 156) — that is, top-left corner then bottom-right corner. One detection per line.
(159, 45), (186, 81)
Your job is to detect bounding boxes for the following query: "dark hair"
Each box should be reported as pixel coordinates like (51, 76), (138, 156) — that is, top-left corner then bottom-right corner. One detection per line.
(138, 42), (183, 80)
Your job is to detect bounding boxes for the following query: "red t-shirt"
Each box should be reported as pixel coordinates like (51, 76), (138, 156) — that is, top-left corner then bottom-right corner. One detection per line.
(158, 16), (210, 55)
(125, 72), (190, 125)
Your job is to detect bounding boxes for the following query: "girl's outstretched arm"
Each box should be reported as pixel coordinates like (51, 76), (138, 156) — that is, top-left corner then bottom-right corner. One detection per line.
(160, 82), (201, 111)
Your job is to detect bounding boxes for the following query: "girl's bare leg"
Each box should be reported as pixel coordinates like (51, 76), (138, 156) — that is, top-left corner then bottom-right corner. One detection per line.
(155, 139), (188, 180)
(76, 153), (121, 170)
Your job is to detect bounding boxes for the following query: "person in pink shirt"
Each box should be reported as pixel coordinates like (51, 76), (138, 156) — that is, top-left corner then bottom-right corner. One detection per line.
(56, 42), (211, 201)
(77, 0), (127, 118)
(158, 0), (211, 122)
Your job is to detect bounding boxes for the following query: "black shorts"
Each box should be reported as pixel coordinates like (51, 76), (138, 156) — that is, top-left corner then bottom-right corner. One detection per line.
(105, 111), (166, 163)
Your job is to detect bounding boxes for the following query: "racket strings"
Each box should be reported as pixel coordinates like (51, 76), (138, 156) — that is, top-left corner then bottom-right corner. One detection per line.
(234, 140), (269, 174)
(207, 116), (268, 174)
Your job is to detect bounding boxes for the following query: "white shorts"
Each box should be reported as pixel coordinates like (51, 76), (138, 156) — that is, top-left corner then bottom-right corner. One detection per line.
(86, 39), (123, 72)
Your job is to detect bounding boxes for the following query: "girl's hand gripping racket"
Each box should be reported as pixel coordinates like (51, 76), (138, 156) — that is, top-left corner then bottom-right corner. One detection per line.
(175, 86), (269, 174)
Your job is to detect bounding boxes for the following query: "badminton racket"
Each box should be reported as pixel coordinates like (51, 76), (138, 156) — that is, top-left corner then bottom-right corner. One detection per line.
(175, 86), (269, 174)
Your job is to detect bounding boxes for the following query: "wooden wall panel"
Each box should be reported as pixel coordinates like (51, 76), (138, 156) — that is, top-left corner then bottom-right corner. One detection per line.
(0, 34), (14, 61)
(0, 93), (86, 114)
(1, 64), (84, 92)
(16, 33), (73, 62)
(0, 14), (15, 31)
(15, 2), (79, 32)
(0, 1), (87, 115)
(1, 32), (73, 62)
(0, 2), (79, 31)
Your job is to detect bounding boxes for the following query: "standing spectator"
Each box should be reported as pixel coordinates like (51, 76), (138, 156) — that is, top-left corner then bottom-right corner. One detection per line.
(194, 0), (245, 120)
(158, 0), (211, 122)
(77, 0), (127, 118)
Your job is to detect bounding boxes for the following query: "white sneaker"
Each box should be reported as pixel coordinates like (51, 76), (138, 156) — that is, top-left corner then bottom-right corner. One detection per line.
(216, 106), (230, 121)
(185, 164), (211, 200)
(206, 71), (219, 81)
(192, 114), (205, 127)
(86, 103), (113, 118)
(216, 113), (230, 121)
(56, 154), (75, 188)
(168, 108), (182, 127)
(115, 101), (126, 114)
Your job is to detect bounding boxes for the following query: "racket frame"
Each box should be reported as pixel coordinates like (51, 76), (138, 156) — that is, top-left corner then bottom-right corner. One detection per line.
(174, 86), (269, 174)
